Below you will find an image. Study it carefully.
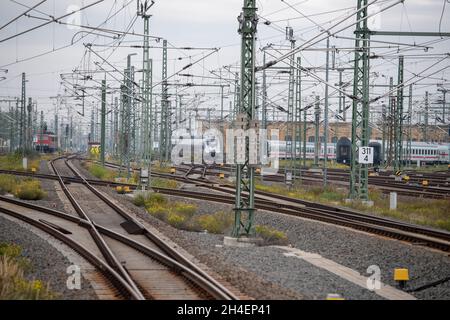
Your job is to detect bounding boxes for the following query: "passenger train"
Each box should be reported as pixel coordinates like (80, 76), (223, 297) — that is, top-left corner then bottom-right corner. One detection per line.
(171, 133), (449, 166)
(271, 139), (450, 165)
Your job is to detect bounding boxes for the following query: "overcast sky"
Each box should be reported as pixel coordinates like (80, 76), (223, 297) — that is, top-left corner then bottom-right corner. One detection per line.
(0, 0), (449, 128)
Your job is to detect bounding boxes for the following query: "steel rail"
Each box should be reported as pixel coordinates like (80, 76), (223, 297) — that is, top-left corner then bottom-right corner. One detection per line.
(0, 203), (142, 300)
(63, 156), (237, 300)
(0, 196), (235, 300)
(49, 156), (146, 300)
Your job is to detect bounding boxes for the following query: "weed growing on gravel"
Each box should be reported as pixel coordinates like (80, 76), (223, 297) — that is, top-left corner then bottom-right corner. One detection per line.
(141, 194), (235, 233)
(167, 212), (187, 228)
(14, 180), (46, 200)
(257, 179), (450, 231)
(254, 225), (289, 245)
(192, 211), (234, 234)
(0, 243), (56, 300)
(132, 193), (147, 207)
(0, 153), (40, 171)
(0, 175), (46, 200)
(87, 163), (114, 180)
(0, 174), (18, 194)
(144, 193), (167, 206)
(150, 178), (178, 189)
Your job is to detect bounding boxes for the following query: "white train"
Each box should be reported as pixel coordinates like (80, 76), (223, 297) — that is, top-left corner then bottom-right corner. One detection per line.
(170, 134), (449, 165)
(271, 140), (450, 164)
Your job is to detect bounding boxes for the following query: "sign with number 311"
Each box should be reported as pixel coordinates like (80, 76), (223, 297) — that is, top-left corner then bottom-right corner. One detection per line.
(358, 147), (374, 164)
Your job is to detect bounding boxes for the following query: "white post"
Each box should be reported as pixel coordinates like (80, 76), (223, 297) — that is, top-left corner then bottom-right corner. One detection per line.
(390, 192), (397, 210)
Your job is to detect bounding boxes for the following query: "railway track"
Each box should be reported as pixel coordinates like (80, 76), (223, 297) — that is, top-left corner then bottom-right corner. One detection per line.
(2, 158), (450, 253)
(174, 164), (450, 200)
(62, 159), (450, 252)
(0, 156), (237, 300)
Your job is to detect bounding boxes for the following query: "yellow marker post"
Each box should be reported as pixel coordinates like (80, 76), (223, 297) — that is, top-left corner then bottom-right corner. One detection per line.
(394, 268), (409, 289)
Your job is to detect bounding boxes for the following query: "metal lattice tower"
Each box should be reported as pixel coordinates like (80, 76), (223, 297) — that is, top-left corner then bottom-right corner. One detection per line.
(381, 102), (386, 165)
(233, 72), (240, 121)
(113, 97), (119, 158)
(386, 77), (394, 167)
(26, 97), (33, 152)
(160, 39), (169, 164)
(323, 38), (330, 186)
(406, 84), (413, 167)
(294, 56), (301, 180)
(232, 0), (258, 237)
(424, 91), (429, 142)
(141, 13), (153, 183)
(100, 79), (106, 165)
(349, 0), (370, 200)
(285, 27), (296, 173)
(302, 97), (307, 168)
(130, 66), (137, 163)
(20, 73), (26, 151)
(138, 0), (156, 176)
(394, 55), (404, 172)
(314, 96), (320, 167)
(261, 51), (267, 129)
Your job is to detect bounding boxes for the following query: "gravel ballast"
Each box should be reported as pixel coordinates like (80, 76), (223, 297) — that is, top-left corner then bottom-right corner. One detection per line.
(62, 160), (450, 299)
(0, 214), (97, 300)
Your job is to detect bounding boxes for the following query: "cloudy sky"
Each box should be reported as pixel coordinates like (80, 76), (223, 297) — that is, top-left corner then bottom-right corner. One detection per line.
(0, 0), (449, 129)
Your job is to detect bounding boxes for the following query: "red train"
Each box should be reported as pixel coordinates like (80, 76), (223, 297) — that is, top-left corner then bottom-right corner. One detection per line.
(33, 133), (58, 153)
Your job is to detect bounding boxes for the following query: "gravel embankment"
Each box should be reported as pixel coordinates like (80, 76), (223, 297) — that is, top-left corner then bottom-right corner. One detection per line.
(0, 214), (97, 300)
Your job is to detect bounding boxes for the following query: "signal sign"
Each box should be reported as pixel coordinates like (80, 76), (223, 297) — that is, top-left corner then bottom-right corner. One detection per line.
(358, 147), (374, 164)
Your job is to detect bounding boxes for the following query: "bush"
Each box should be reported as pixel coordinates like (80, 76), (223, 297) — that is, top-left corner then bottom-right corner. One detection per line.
(14, 180), (46, 200)
(254, 225), (289, 245)
(193, 211), (234, 234)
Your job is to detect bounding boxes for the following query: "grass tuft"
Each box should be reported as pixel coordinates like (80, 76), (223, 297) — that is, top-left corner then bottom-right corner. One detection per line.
(192, 211), (234, 234)
(254, 225), (289, 245)
(0, 243), (56, 300)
